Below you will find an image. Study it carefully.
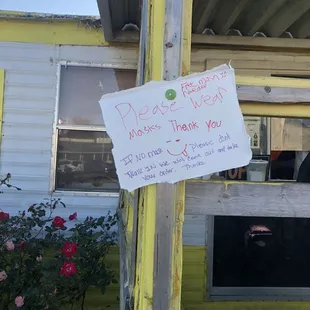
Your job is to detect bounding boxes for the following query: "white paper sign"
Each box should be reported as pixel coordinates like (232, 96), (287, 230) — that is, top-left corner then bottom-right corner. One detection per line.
(99, 64), (252, 191)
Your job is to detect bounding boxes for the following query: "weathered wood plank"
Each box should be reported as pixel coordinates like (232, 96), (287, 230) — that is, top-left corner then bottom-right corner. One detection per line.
(153, 0), (185, 309)
(112, 31), (310, 52)
(118, 204), (127, 310)
(240, 103), (310, 118)
(236, 75), (310, 89)
(207, 58), (310, 72)
(154, 183), (175, 309)
(237, 85), (310, 103)
(198, 49), (310, 64)
(185, 181), (310, 217)
(129, 190), (138, 293)
(118, 190), (138, 310)
(192, 35), (310, 51)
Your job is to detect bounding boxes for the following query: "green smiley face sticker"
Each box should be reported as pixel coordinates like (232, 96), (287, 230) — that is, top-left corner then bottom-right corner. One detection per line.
(165, 88), (177, 100)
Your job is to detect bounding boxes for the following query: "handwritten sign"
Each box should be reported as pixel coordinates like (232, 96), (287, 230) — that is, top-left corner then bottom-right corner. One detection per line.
(99, 64), (252, 191)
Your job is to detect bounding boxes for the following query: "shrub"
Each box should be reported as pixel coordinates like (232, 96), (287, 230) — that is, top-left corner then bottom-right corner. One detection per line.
(0, 195), (117, 309)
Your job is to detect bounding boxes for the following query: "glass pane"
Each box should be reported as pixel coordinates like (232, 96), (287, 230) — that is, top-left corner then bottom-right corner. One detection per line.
(213, 216), (310, 288)
(219, 116), (310, 182)
(213, 116), (310, 289)
(56, 130), (119, 192)
(58, 66), (136, 126)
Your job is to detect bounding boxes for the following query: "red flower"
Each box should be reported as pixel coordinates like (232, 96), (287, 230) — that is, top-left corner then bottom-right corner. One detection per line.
(61, 242), (77, 258)
(69, 212), (77, 221)
(0, 212), (9, 222)
(52, 216), (66, 229)
(60, 262), (77, 278)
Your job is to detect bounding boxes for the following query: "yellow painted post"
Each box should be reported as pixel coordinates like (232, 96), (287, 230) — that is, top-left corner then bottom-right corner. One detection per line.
(236, 75), (310, 117)
(170, 1), (192, 309)
(153, 0), (193, 308)
(0, 69), (4, 145)
(133, 0), (192, 308)
(118, 189), (137, 309)
(133, 0), (165, 309)
(134, 186), (157, 310)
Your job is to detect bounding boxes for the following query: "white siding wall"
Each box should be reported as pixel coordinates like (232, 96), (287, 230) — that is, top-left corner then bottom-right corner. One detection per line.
(0, 41), (206, 244)
(0, 42), (137, 219)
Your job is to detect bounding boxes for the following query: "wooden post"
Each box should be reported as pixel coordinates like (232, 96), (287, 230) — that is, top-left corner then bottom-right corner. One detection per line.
(153, 0), (192, 310)
(133, 0), (192, 309)
(118, 189), (138, 309)
(133, 1), (165, 309)
(153, 1), (192, 310)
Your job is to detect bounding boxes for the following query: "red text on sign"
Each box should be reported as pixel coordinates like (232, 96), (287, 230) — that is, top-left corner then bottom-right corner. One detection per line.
(115, 101), (184, 129)
(181, 71), (228, 98)
(198, 71), (227, 86)
(190, 87), (227, 109)
(205, 120), (222, 132)
(169, 120), (199, 132)
(129, 124), (161, 140)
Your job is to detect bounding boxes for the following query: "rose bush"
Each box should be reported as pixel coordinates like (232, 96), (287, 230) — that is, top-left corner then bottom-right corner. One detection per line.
(0, 189), (118, 309)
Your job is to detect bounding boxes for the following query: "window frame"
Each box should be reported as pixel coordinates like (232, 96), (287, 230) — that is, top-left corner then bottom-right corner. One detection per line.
(50, 61), (137, 195)
(206, 215), (310, 301)
(196, 73), (310, 301)
(206, 113), (310, 300)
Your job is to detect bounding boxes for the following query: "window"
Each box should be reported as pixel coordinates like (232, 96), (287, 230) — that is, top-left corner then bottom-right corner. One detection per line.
(212, 216), (310, 289)
(208, 116), (310, 300)
(54, 65), (136, 192)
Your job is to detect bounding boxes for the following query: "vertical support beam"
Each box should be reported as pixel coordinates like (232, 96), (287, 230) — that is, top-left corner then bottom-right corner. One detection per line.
(171, 2), (192, 309)
(134, 186), (157, 310)
(134, 0), (192, 309)
(154, 0), (192, 310)
(134, 0), (165, 309)
(118, 191), (127, 310)
(153, 0), (183, 306)
(0, 69), (4, 146)
(118, 189), (138, 309)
